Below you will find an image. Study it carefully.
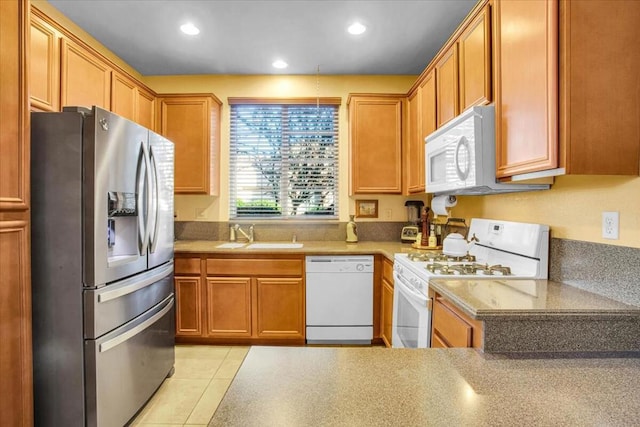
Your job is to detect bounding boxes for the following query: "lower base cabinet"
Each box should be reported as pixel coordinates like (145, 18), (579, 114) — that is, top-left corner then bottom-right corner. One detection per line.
(430, 290), (483, 349)
(380, 258), (394, 347)
(175, 254), (305, 344)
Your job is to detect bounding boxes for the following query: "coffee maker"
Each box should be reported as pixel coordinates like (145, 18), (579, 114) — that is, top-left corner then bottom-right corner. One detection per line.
(401, 200), (424, 242)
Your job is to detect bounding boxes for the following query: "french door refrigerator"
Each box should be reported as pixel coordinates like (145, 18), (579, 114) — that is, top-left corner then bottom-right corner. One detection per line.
(31, 106), (175, 427)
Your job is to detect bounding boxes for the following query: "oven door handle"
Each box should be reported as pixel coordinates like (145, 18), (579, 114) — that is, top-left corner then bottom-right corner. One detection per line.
(393, 272), (428, 305)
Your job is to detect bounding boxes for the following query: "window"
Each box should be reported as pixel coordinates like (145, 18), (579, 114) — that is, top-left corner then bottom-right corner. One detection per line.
(229, 99), (339, 218)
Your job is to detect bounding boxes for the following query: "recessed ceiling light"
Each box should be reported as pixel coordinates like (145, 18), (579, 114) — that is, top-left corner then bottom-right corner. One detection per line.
(272, 59), (288, 69)
(348, 22), (366, 35)
(180, 22), (200, 36)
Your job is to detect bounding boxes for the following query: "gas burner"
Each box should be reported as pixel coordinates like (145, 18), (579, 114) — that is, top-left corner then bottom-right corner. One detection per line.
(407, 252), (477, 263)
(425, 262), (512, 276)
(446, 254), (476, 263)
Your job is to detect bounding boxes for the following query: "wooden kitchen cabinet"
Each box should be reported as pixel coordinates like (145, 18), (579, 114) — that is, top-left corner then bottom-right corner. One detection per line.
(458, 4), (491, 111)
(29, 12), (60, 111)
(348, 94), (404, 194)
(405, 89), (423, 194)
(207, 277), (253, 337)
(157, 94), (222, 194)
(111, 71), (137, 122)
(0, 0), (33, 424)
(256, 277), (304, 339)
(136, 86), (156, 131)
(380, 258), (394, 347)
(202, 255), (305, 344)
(174, 257), (204, 337)
(430, 291), (483, 349)
(60, 38), (111, 110)
(495, 0), (640, 179)
(435, 45), (459, 128)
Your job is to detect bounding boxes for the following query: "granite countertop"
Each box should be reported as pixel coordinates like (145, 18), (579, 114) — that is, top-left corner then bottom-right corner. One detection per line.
(209, 346), (640, 427)
(429, 278), (640, 319)
(174, 239), (413, 261)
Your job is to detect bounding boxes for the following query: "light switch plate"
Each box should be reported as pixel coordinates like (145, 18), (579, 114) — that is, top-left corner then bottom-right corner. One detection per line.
(602, 211), (619, 239)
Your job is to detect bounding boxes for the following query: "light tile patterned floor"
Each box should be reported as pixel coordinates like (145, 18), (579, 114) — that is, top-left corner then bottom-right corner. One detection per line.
(129, 345), (249, 426)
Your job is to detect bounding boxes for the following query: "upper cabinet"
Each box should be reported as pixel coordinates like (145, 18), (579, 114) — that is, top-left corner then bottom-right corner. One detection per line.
(458, 4), (491, 111)
(494, 0), (558, 178)
(348, 94), (404, 194)
(558, 0), (640, 175)
(60, 38), (112, 110)
(29, 13), (59, 112)
(495, 0), (640, 179)
(435, 45), (459, 128)
(29, 5), (158, 130)
(435, 3), (491, 129)
(157, 94), (222, 195)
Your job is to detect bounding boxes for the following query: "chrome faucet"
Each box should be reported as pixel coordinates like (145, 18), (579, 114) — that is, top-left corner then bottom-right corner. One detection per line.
(234, 224), (254, 242)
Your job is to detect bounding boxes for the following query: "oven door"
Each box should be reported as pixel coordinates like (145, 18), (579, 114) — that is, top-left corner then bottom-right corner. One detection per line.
(392, 272), (431, 348)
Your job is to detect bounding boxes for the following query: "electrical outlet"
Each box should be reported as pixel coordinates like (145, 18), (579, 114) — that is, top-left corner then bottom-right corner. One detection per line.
(385, 209), (392, 220)
(195, 207), (207, 219)
(602, 211), (619, 240)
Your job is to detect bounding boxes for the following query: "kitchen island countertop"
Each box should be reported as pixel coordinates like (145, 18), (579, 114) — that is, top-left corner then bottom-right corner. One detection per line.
(209, 346), (640, 427)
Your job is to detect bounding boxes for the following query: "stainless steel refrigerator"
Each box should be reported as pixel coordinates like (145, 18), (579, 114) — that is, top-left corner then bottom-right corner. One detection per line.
(31, 106), (175, 427)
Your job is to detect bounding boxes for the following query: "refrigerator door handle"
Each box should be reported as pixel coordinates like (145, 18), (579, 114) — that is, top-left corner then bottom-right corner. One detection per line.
(97, 261), (173, 303)
(136, 143), (148, 255)
(98, 296), (174, 353)
(148, 145), (160, 253)
(139, 141), (152, 255)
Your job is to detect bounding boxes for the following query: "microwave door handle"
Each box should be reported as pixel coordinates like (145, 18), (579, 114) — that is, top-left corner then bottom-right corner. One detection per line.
(136, 144), (148, 255)
(454, 136), (471, 181)
(148, 145), (160, 253)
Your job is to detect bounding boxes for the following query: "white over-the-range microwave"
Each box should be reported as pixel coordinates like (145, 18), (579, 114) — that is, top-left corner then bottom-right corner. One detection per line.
(424, 105), (550, 195)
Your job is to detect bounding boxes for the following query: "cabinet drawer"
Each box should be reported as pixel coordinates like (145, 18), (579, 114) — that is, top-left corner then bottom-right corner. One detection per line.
(207, 258), (303, 276)
(432, 298), (472, 348)
(382, 258), (394, 285)
(175, 257), (201, 275)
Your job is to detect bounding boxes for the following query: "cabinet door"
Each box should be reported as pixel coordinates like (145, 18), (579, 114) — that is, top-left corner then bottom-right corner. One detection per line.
(29, 14), (59, 111)
(206, 277), (252, 337)
(256, 277), (304, 339)
(458, 4), (491, 111)
(432, 298), (472, 348)
(405, 89), (423, 194)
(349, 95), (403, 194)
(158, 95), (219, 194)
(435, 45), (459, 127)
(111, 72), (136, 122)
(60, 38), (111, 109)
(380, 278), (394, 348)
(0, 1), (33, 424)
(494, 0), (558, 178)
(419, 71), (436, 189)
(136, 87), (156, 131)
(175, 276), (202, 336)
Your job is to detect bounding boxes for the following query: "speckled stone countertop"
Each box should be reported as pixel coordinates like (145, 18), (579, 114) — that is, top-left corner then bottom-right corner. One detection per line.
(209, 346), (640, 427)
(429, 278), (640, 319)
(174, 240), (413, 261)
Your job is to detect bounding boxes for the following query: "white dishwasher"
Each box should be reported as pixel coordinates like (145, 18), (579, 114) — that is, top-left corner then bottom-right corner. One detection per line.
(305, 255), (374, 345)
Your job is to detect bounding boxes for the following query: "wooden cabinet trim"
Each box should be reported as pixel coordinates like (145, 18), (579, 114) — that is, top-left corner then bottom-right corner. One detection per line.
(382, 258), (394, 284)
(206, 276), (253, 337)
(435, 44), (459, 128)
(175, 257), (202, 275)
(432, 297), (472, 348)
(175, 276), (202, 336)
(111, 71), (137, 122)
(60, 38), (112, 109)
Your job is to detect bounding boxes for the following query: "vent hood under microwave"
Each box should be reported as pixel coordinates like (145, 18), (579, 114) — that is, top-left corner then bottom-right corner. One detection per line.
(424, 106), (550, 196)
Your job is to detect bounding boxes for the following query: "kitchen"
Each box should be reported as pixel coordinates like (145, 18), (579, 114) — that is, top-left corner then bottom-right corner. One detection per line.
(2, 0), (640, 426)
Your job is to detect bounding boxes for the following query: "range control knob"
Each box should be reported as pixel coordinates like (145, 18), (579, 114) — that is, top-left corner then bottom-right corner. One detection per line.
(356, 264), (364, 272)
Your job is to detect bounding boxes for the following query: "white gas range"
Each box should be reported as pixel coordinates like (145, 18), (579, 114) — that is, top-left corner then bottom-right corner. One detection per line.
(392, 218), (549, 348)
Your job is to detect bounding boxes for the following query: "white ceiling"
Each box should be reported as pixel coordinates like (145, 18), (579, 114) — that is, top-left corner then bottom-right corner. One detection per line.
(47, 0), (478, 76)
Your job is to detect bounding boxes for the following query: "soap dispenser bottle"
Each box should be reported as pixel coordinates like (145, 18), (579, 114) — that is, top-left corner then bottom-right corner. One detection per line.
(346, 215), (358, 243)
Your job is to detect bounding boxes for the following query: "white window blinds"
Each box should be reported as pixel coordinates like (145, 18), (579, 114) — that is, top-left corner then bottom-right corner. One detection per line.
(229, 102), (339, 218)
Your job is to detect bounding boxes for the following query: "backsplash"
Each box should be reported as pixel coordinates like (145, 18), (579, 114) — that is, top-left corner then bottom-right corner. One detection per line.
(549, 238), (640, 307)
(174, 221), (405, 242)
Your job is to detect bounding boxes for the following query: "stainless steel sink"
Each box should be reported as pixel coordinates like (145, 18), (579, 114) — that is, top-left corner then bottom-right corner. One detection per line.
(246, 242), (304, 249)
